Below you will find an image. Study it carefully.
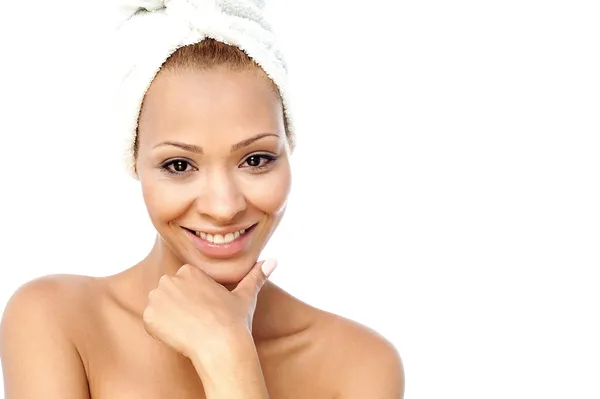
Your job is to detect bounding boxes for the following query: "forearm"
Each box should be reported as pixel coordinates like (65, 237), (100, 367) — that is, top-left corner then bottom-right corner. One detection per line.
(189, 331), (269, 399)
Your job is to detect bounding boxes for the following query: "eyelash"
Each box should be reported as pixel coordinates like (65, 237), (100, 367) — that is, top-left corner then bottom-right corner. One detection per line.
(159, 154), (279, 176)
(160, 159), (196, 176)
(242, 154), (279, 171)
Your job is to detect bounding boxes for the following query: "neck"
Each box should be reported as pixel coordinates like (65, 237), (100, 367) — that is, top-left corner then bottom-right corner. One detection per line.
(144, 234), (185, 278)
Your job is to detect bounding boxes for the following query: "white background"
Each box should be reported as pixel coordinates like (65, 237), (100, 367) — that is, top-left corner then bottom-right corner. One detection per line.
(1, 0), (599, 398)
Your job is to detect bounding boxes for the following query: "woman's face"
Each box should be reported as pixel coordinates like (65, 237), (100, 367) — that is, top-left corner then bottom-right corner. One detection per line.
(135, 66), (291, 284)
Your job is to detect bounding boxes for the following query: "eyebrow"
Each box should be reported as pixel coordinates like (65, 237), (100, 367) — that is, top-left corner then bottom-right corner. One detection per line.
(153, 133), (280, 154)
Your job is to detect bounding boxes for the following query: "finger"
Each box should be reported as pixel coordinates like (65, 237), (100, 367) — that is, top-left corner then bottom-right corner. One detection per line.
(174, 263), (216, 286)
(234, 258), (277, 299)
(176, 263), (206, 278)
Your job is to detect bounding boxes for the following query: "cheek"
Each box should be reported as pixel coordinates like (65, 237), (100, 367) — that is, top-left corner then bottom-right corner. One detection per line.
(139, 162), (291, 225)
(243, 164), (291, 216)
(140, 179), (195, 226)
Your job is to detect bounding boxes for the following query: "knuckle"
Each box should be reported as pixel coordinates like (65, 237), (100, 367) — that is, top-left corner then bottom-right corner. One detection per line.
(147, 288), (160, 302)
(178, 264), (194, 275)
(158, 274), (171, 287)
(142, 305), (153, 323)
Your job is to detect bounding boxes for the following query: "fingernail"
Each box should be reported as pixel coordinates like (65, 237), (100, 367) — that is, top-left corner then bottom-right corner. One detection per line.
(261, 258), (278, 277)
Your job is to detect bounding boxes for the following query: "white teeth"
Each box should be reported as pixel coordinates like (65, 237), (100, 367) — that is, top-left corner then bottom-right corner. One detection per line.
(213, 234), (225, 244)
(193, 227), (250, 244)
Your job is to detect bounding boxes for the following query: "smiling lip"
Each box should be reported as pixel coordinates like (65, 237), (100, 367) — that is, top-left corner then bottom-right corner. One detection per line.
(183, 224), (257, 259)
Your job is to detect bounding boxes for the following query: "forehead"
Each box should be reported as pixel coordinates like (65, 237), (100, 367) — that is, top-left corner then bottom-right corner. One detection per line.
(138, 67), (285, 144)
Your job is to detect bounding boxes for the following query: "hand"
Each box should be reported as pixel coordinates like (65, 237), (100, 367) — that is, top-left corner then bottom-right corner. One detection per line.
(142, 259), (278, 361)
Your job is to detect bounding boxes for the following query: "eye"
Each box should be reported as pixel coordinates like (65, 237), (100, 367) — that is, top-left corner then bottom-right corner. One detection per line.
(241, 154), (278, 170)
(161, 159), (195, 175)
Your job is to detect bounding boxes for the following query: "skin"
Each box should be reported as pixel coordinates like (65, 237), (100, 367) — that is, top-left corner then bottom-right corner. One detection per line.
(0, 66), (404, 398)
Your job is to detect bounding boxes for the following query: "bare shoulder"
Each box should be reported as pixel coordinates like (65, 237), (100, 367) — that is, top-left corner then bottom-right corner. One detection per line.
(0, 274), (97, 399)
(2, 274), (97, 326)
(5, 273), (97, 298)
(315, 311), (405, 399)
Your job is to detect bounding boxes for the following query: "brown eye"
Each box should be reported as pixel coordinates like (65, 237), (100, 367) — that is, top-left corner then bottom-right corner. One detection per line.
(246, 156), (261, 167)
(162, 159), (193, 174)
(240, 154), (278, 171)
(172, 160), (188, 172)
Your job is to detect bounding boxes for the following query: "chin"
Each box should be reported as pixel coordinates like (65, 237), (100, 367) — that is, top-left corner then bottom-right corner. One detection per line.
(179, 233), (267, 282)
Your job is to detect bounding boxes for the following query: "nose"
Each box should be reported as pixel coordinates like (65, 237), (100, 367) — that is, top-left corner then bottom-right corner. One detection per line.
(196, 169), (247, 223)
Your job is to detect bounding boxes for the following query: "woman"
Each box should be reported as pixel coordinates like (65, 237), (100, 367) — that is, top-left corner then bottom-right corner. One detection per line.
(0, 1), (404, 398)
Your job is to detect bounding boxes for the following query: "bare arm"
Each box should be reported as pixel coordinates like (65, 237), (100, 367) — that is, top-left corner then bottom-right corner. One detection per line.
(0, 277), (91, 399)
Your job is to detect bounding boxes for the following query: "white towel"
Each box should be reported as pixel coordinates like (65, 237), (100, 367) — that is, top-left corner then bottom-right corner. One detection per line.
(114, 0), (294, 174)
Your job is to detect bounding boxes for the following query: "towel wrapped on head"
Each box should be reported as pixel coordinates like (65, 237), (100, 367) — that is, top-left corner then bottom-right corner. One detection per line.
(114, 0), (294, 175)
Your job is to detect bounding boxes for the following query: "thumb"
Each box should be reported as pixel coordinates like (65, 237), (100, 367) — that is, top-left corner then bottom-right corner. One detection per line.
(235, 258), (278, 299)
